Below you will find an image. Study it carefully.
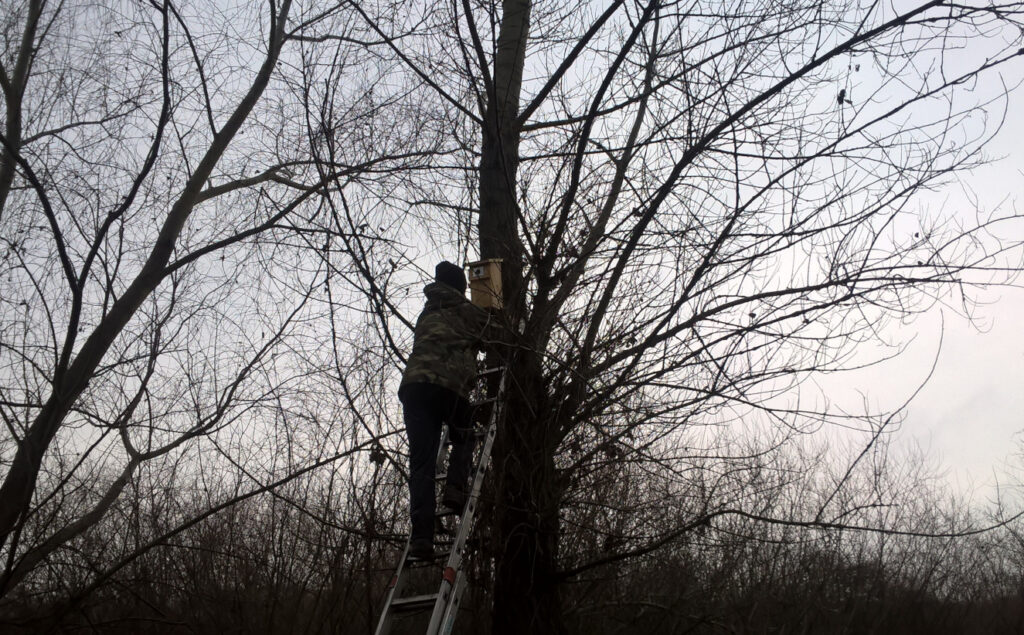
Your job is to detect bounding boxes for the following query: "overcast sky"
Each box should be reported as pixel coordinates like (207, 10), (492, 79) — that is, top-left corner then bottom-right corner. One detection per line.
(858, 96), (1024, 501)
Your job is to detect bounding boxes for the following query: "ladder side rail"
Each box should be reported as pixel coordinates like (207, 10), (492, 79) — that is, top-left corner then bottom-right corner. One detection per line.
(373, 540), (414, 635)
(438, 571), (467, 635)
(425, 370), (506, 634)
(444, 370), (504, 573)
(424, 421), (496, 635)
(426, 423), (498, 635)
(440, 366), (504, 573)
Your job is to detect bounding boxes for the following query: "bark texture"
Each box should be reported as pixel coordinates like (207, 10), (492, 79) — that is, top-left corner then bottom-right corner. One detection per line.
(477, 0), (569, 632)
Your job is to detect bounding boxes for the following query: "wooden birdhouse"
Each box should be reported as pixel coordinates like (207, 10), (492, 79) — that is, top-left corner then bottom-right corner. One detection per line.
(467, 258), (503, 310)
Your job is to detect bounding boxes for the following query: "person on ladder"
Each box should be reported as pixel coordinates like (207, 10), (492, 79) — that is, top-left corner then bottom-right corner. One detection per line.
(399, 261), (496, 560)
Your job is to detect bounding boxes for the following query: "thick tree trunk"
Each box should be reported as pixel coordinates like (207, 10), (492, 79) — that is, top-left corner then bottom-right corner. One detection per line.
(0, 0), (44, 224)
(477, 0), (567, 632)
(478, 1), (528, 297)
(490, 356), (566, 635)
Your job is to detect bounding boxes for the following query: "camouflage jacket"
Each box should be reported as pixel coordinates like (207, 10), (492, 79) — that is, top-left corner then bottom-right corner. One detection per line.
(400, 282), (493, 399)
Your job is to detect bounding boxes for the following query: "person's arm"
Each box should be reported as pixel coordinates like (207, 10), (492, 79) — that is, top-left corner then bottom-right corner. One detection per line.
(463, 302), (502, 350)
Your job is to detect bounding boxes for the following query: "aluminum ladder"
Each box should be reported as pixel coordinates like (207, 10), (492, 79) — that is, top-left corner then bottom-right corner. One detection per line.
(374, 365), (506, 635)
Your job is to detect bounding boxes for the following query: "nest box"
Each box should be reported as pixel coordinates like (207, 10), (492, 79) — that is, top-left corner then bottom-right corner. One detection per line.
(467, 258), (503, 310)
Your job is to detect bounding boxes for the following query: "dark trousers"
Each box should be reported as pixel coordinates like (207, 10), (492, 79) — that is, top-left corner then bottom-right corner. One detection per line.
(399, 382), (476, 543)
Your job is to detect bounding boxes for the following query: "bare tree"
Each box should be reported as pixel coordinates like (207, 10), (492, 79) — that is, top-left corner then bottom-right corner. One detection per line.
(3, 0), (1022, 631)
(312, 0), (1024, 632)
(0, 0), (440, 607)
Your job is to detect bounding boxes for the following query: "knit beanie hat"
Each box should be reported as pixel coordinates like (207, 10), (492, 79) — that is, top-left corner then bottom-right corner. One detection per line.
(435, 261), (467, 294)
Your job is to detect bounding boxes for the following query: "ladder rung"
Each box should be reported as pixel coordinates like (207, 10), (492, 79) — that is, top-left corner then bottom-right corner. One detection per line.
(438, 536), (479, 549)
(473, 397), (498, 407)
(477, 366), (505, 376)
(391, 593), (438, 612)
